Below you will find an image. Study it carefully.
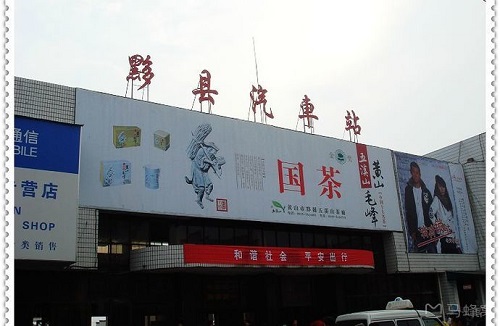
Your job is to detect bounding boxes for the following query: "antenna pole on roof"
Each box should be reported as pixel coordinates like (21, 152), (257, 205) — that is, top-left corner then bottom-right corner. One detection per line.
(253, 37), (260, 87)
(248, 37), (261, 123)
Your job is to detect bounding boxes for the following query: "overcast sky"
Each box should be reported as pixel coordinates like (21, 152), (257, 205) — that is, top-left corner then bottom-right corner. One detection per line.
(13, 0), (490, 155)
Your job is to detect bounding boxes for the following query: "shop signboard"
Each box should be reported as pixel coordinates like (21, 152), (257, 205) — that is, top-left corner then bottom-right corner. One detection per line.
(393, 152), (478, 254)
(14, 116), (81, 261)
(76, 89), (402, 232)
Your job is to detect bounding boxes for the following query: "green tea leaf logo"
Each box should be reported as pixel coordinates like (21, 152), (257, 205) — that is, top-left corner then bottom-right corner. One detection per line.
(272, 201), (285, 213)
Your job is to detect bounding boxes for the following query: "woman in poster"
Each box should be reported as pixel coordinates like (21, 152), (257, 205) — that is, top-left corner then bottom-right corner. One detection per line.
(429, 175), (462, 254)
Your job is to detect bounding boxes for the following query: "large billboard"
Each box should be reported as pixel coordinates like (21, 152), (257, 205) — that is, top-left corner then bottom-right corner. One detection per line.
(393, 152), (477, 254)
(76, 89), (402, 232)
(14, 116), (81, 261)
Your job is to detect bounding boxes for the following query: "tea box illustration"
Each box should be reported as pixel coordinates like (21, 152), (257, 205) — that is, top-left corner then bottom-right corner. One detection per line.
(144, 164), (160, 189)
(113, 126), (141, 148)
(100, 160), (132, 187)
(154, 130), (170, 151)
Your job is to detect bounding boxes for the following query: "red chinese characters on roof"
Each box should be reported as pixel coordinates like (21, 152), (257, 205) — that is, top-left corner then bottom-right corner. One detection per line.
(126, 54), (154, 91)
(192, 69), (218, 113)
(345, 110), (361, 142)
(299, 95), (318, 133)
(249, 84), (274, 122)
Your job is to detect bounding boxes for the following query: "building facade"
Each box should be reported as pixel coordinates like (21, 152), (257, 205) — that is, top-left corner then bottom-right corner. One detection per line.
(14, 77), (486, 326)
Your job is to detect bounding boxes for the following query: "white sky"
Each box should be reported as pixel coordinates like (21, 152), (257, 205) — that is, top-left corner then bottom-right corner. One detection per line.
(13, 0), (490, 155)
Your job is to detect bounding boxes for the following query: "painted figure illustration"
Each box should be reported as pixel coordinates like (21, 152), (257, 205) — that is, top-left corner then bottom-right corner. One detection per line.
(185, 124), (226, 209)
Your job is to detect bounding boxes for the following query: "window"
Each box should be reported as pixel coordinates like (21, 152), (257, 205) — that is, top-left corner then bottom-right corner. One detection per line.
(150, 219), (169, 244)
(204, 225), (219, 244)
(335, 320), (368, 326)
(98, 216), (129, 256)
(370, 322), (395, 326)
(395, 319), (421, 326)
(98, 217), (111, 243)
(97, 244), (109, 254)
(235, 228), (249, 245)
(249, 228), (263, 246)
(97, 214), (384, 268)
(302, 232), (314, 248)
(277, 230), (289, 247)
(290, 231), (302, 247)
(131, 243), (147, 250)
(204, 278), (239, 306)
(188, 225), (203, 244)
(362, 236), (372, 250)
(421, 318), (444, 326)
(326, 233), (338, 248)
(131, 220), (149, 244)
(338, 234), (350, 248)
(220, 227), (234, 245)
(351, 235), (362, 249)
(263, 229), (276, 246)
(111, 219), (129, 243)
(314, 232), (326, 248)
(281, 276), (311, 307)
(110, 244), (124, 254)
(131, 219), (149, 249)
(170, 225), (187, 244)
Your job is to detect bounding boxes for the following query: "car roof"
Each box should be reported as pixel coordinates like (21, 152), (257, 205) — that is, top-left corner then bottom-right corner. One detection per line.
(335, 309), (437, 322)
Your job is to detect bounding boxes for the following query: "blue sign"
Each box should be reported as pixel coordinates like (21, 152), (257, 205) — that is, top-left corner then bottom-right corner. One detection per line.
(14, 116), (81, 174)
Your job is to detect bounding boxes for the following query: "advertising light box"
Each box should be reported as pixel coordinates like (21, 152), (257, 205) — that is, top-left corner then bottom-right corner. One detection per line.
(76, 89), (402, 231)
(14, 116), (81, 261)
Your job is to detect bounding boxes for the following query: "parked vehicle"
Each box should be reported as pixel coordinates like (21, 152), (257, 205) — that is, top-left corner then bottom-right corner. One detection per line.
(335, 298), (444, 326)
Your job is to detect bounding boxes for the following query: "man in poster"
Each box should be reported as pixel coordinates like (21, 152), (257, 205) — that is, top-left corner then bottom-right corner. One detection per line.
(404, 162), (437, 253)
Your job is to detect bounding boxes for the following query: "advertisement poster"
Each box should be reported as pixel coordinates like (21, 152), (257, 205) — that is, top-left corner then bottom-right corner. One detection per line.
(76, 89), (403, 232)
(14, 116), (81, 261)
(393, 152), (477, 254)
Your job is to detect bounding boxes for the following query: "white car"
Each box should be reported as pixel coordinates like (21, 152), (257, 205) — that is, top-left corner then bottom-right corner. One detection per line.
(335, 298), (444, 326)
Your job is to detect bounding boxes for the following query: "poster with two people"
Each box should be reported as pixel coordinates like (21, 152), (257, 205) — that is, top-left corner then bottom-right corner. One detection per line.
(394, 152), (477, 254)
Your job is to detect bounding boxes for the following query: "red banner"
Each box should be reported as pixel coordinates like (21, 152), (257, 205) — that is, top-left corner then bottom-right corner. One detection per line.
(183, 244), (374, 268)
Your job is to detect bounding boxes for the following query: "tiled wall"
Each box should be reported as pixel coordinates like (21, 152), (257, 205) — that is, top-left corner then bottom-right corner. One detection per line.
(14, 77), (76, 123)
(439, 273), (460, 313)
(129, 245), (275, 271)
(74, 208), (98, 269)
(130, 245), (185, 271)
